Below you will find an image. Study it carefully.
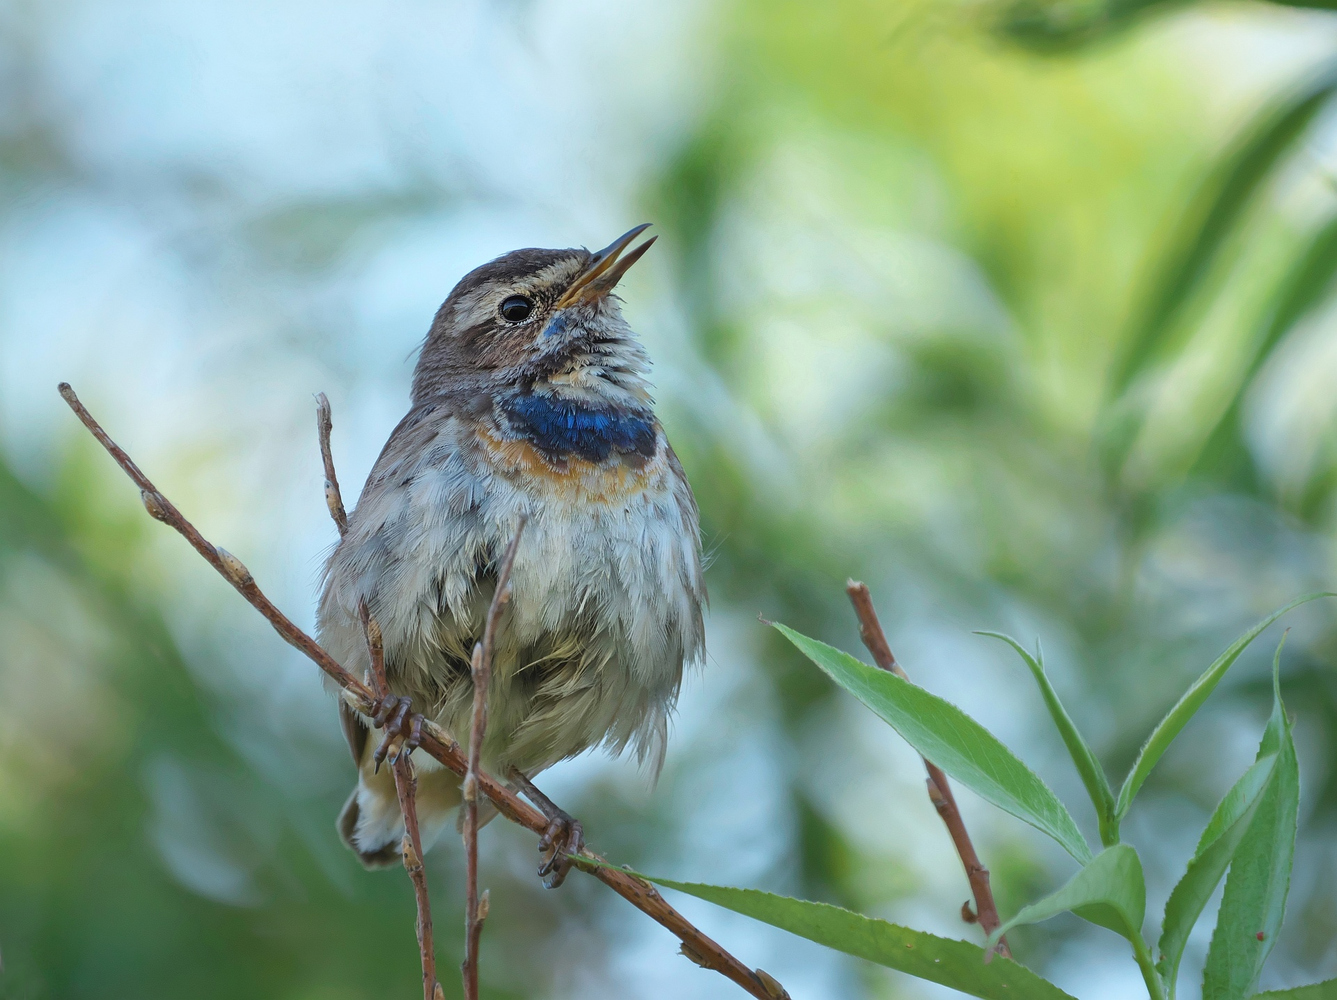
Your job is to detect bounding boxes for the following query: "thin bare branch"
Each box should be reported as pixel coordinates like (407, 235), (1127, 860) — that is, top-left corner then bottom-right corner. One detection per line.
(316, 392), (349, 537)
(358, 602), (390, 699)
(393, 755), (439, 1000)
(411, 731), (787, 998)
(333, 398), (438, 1000)
(59, 383), (787, 1000)
(845, 579), (1010, 959)
(462, 517), (525, 1000)
(59, 383), (373, 702)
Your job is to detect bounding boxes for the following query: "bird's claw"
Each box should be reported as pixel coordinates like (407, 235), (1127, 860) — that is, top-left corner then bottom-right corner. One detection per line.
(509, 767), (585, 889)
(536, 813), (583, 889)
(371, 694), (425, 771)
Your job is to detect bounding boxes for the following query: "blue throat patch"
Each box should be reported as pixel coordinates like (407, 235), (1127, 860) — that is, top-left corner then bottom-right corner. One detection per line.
(502, 394), (656, 462)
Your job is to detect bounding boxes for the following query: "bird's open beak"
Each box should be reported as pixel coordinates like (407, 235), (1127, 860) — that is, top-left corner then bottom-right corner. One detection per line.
(554, 224), (657, 309)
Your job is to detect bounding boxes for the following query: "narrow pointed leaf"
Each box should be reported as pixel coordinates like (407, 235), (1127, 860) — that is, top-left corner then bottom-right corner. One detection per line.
(1115, 593), (1332, 819)
(987, 845), (1147, 951)
(1253, 981), (1337, 999)
(775, 623), (1092, 863)
(979, 632), (1118, 846)
(1156, 752), (1279, 992)
(1203, 643), (1300, 1000)
(1190, 215), (1337, 485)
(580, 863), (1077, 1000)
(996, 0), (1169, 48)
(1112, 60), (1337, 396)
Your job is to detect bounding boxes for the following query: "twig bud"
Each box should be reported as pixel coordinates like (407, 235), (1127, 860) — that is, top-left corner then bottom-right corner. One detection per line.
(478, 889), (490, 922)
(680, 942), (710, 968)
(141, 490), (168, 521)
(462, 773), (477, 803)
(925, 776), (948, 810)
(421, 717), (458, 752)
(363, 613), (383, 649)
(341, 687), (377, 717)
(401, 834), (421, 871)
(215, 547), (254, 587)
(755, 969), (791, 999)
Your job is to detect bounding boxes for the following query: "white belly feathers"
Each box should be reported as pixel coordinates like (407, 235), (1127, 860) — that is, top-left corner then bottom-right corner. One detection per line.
(318, 412), (705, 776)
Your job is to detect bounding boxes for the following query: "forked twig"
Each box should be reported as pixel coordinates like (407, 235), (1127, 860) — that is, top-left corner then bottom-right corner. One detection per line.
(322, 393), (440, 1000)
(846, 580), (1010, 959)
(58, 383), (787, 1000)
(463, 518), (526, 1000)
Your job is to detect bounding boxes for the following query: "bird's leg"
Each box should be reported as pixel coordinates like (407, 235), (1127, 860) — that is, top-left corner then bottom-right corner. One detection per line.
(371, 694), (426, 770)
(509, 768), (584, 889)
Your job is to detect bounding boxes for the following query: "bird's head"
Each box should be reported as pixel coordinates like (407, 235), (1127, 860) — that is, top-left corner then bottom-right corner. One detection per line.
(413, 225), (656, 405)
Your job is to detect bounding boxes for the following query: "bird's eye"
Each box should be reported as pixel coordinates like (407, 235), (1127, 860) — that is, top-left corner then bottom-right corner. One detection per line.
(499, 295), (534, 323)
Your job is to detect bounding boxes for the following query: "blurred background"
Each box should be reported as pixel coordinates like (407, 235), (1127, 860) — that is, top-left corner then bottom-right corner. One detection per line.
(1, 0), (1336, 997)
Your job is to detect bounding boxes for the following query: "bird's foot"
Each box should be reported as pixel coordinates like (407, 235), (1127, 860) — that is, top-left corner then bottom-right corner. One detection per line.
(536, 813), (584, 889)
(371, 694), (425, 771)
(509, 769), (585, 889)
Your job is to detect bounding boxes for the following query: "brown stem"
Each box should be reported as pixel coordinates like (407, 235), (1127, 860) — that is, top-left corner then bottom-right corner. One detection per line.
(334, 400), (438, 1000)
(393, 755), (439, 1000)
(358, 602), (390, 698)
(362, 615), (438, 1000)
(58, 383), (373, 701)
(463, 518), (526, 1000)
(416, 725), (787, 999)
(59, 383), (788, 1000)
(845, 580), (1010, 960)
(316, 392), (349, 537)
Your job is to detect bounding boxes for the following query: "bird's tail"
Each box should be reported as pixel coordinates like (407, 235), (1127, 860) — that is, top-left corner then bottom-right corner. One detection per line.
(336, 701), (504, 868)
(337, 747), (465, 869)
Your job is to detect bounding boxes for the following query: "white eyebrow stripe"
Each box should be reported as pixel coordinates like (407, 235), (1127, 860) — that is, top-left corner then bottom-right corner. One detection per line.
(447, 257), (587, 332)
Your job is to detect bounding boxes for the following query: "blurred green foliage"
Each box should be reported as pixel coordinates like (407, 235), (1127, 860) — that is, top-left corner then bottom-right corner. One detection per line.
(0, 460), (461, 999)
(3, 0), (1337, 997)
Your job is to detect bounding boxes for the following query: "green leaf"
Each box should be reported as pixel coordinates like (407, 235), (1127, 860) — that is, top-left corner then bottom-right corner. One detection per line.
(987, 844), (1147, 951)
(993, 0), (1167, 50)
(1115, 593), (1332, 819)
(1156, 752), (1279, 995)
(1244, 214), (1337, 389)
(1253, 980), (1337, 1000)
(774, 623), (1092, 863)
(979, 632), (1119, 846)
(580, 864), (1077, 1000)
(1112, 60), (1337, 396)
(1189, 215), (1337, 488)
(1275, 0), (1337, 10)
(1203, 640), (1301, 1000)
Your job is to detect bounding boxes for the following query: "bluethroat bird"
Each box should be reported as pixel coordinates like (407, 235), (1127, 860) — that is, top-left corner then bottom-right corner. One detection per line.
(317, 225), (705, 884)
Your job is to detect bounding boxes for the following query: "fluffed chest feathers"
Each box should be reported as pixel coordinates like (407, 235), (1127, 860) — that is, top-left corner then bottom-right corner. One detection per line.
(318, 396), (705, 774)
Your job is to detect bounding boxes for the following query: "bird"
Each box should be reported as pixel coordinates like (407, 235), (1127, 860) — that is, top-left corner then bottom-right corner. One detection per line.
(316, 225), (705, 885)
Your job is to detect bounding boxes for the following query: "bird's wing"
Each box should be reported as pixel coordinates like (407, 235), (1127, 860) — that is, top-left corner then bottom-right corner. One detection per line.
(327, 397), (461, 767)
(356, 398), (458, 505)
(339, 699), (368, 765)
